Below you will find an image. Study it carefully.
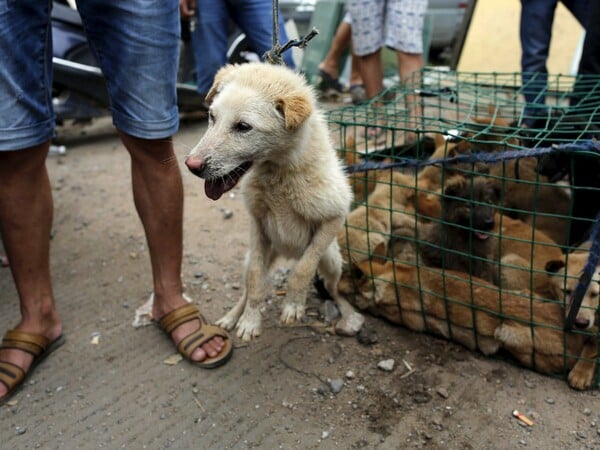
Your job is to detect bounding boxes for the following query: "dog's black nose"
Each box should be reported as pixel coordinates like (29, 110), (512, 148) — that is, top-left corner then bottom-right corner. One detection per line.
(185, 155), (206, 177)
(483, 217), (495, 230)
(574, 317), (590, 329)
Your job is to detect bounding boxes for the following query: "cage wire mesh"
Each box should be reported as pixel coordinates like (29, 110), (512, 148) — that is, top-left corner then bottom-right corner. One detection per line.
(327, 68), (600, 389)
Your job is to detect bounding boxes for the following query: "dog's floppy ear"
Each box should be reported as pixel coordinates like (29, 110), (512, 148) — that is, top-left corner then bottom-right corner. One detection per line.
(443, 176), (466, 199)
(276, 94), (313, 131)
(545, 259), (566, 273)
(356, 258), (388, 277)
(205, 64), (238, 104)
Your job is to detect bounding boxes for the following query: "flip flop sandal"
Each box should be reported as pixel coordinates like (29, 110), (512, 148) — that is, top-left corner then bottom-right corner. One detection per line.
(317, 69), (343, 93)
(158, 304), (233, 369)
(0, 330), (65, 406)
(349, 84), (367, 104)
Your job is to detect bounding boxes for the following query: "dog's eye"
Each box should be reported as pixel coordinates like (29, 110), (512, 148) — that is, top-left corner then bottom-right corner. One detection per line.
(234, 121), (252, 133)
(564, 289), (573, 296)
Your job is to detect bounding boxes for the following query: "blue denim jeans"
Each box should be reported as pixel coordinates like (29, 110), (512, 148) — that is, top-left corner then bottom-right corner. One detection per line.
(0, 0), (180, 151)
(191, 0), (295, 95)
(520, 0), (588, 122)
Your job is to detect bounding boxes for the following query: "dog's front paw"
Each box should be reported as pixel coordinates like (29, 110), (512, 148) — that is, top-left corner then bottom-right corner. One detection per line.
(280, 300), (306, 324)
(334, 310), (365, 336)
(236, 307), (262, 341)
(216, 308), (242, 331)
(568, 362), (595, 390)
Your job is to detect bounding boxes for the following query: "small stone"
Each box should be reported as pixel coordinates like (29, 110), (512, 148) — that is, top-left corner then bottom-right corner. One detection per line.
(576, 430), (587, 440)
(357, 327), (378, 345)
(221, 209), (233, 219)
(545, 398), (555, 405)
(345, 370), (355, 380)
(15, 427), (27, 436)
(90, 332), (101, 345)
(583, 408), (592, 416)
(315, 384), (328, 395)
(321, 431), (330, 440)
(437, 387), (449, 399)
(329, 378), (344, 394)
(412, 392), (432, 404)
(377, 359), (395, 372)
(319, 300), (340, 323)
(194, 272), (204, 279)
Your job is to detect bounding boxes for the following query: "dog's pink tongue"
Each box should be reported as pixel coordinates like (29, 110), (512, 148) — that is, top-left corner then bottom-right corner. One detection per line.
(475, 232), (489, 240)
(204, 179), (226, 200)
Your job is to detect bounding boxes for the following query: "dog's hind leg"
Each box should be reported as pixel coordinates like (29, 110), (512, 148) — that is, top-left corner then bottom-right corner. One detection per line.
(216, 288), (247, 331)
(281, 218), (345, 324)
(319, 240), (365, 336)
(217, 250), (250, 331)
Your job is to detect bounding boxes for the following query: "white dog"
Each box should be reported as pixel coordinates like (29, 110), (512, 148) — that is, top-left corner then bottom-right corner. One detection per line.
(185, 62), (364, 341)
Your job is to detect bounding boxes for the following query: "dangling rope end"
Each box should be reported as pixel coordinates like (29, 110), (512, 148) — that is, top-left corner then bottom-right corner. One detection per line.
(263, 28), (320, 66)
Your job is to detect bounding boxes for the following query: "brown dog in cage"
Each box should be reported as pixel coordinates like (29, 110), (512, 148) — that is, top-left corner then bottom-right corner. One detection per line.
(496, 215), (564, 295)
(339, 139), (489, 268)
(344, 259), (598, 390)
(418, 176), (502, 284)
(544, 248), (600, 331)
(461, 113), (572, 246)
(417, 174), (566, 293)
(339, 171), (441, 267)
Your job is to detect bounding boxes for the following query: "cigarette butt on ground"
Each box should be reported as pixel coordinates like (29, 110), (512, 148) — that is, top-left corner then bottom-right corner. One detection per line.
(512, 409), (534, 426)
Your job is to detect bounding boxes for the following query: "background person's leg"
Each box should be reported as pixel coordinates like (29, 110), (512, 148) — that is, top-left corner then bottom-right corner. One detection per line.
(191, 0), (231, 95)
(519, 0), (558, 123)
(231, 0), (295, 68)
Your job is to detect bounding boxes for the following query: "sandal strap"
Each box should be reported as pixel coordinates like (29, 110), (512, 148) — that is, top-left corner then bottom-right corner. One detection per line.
(0, 361), (25, 391)
(177, 324), (229, 359)
(1, 330), (50, 357)
(159, 304), (205, 334)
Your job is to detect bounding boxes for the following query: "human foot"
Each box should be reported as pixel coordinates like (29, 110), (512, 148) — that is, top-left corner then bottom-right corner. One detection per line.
(316, 67), (343, 93)
(0, 328), (65, 404)
(154, 296), (233, 368)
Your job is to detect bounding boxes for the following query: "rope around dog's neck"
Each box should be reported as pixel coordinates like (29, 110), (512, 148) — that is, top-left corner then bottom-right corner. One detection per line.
(263, 0), (319, 65)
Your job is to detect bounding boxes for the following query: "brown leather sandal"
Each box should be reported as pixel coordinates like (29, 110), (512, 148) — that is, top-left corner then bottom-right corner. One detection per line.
(0, 330), (65, 405)
(158, 304), (233, 369)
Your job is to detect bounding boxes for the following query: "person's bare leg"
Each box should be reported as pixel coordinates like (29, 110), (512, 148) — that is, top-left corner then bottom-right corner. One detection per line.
(118, 132), (225, 362)
(358, 49), (384, 99)
(397, 51), (424, 141)
(318, 20), (352, 80)
(0, 142), (63, 400)
(349, 53), (363, 87)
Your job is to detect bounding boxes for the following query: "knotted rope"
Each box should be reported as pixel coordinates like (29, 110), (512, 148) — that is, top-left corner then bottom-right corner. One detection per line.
(263, 0), (319, 65)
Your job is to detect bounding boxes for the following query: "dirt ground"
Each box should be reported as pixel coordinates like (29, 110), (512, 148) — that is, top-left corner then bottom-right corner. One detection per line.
(1, 112), (599, 450)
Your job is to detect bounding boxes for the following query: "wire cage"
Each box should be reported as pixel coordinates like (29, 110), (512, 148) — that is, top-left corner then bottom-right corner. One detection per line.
(326, 68), (600, 389)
